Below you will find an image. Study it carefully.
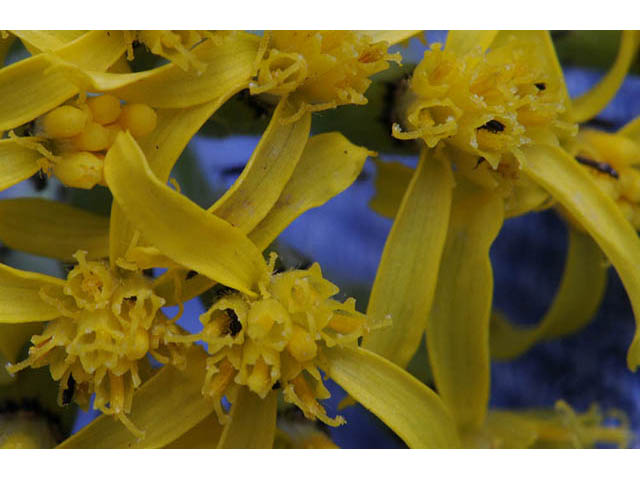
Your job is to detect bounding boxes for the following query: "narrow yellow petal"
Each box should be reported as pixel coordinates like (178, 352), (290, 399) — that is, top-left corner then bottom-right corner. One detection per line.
(0, 263), (64, 324)
(217, 388), (278, 449)
(0, 139), (41, 191)
(154, 132), (372, 306)
(426, 178), (504, 430)
(250, 132), (373, 250)
(522, 143), (640, 371)
(363, 150), (454, 367)
(50, 32), (260, 108)
(571, 31), (640, 123)
(356, 31), (422, 46)
(491, 227), (607, 360)
(368, 159), (413, 219)
(164, 413), (224, 448)
(209, 100), (311, 233)
(110, 97), (234, 265)
(0, 198), (109, 261)
(323, 346), (460, 448)
(58, 348), (213, 448)
(0, 30), (127, 131)
(445, 30), (498, 56)
(619, 115), (640, 144)
(104, 132), (268, 295)
(11, 30), (86, 53)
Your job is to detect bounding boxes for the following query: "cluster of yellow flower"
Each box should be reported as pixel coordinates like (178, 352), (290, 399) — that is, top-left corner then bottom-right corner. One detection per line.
(0, 30), (638, 449)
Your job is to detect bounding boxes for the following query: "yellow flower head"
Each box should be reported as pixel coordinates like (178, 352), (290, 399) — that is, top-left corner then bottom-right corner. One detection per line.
(18, 94), (157, 189)
(394, 36), (576, 180)
(251, 31), (401, 123)
(194, 258), (369, 427)
(8, 251), (186, 436)
(570, 128), (640, 229)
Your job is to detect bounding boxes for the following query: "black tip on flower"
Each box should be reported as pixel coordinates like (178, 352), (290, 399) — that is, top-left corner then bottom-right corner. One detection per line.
(226, 309), (242, 337)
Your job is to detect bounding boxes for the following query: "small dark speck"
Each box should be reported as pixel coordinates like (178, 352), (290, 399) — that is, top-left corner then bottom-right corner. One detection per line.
(272, 381), (281, 390)
(535, 82), (546, 91)
(155, 145), (159, 150)
(186, 270), (198, 280)
(107, 32), (111, 37)
(343, 150), (348, 154)
(478, 119), (505, 133)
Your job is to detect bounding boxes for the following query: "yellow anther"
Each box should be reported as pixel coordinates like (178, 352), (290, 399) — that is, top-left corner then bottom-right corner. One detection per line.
(287, 324), (317, 363)
(247, 299), (287, 340)
(118, 104), (158, 138)
(41, 105), (88, 139)
(86, 94), (122, 125)
(71, 121), (111, 152)
(328, 311), (365, 334)
(246, 357), (272, 397)
(53, 152), (104, 189)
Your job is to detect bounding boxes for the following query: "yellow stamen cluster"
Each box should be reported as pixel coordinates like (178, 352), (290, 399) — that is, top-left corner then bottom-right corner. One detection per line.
(572, 129), (640, 229)
(251, 31), (401, 123)
(8, 251), (185, 436)
(394, 37), (576, 184)
(33, 95), (157, 189)
(194, 261), (369, 426)
(125, 30), (222, 73)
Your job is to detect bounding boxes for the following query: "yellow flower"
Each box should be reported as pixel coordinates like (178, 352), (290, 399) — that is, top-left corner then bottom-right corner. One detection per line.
(361, 30), (640, 444)
(250, 31), (413, 123)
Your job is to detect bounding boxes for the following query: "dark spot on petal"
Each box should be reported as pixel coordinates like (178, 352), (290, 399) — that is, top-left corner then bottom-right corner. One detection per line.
(534, 82), (546, 91)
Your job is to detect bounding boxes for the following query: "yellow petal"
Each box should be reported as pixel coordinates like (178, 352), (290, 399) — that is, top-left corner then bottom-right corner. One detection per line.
(0, 263), (64, 324)
(164, 413), (224, 448)
(0, 30), (127, 131)
(426, 178), (504, 430)
(571, 31), (640, 123)
(492, 30), (571, 110)
(0, 139), (41, 191)
(58, 348), (213, 448)
(522, 143), (640, 371)
(209, 100), (311, 233)
(250, 132), (373, 250)
(104, 131), (268, 296)
(153, 132), (372, 306)
(356, 31), (422, 46)
(110, 96), (235, 265)
(49, 32), (260, 108)
(11, 30), (86, 53)
(368, 159), (413, 219)
(323, 346), (460, 448)
(491, 227), (607, 360)
(363, 150), (454, 367)
(217, 388), (278, 449)
(619, 115), (640, 144)
(0, 198), (109, 261)
(445, 30), (498, 56)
